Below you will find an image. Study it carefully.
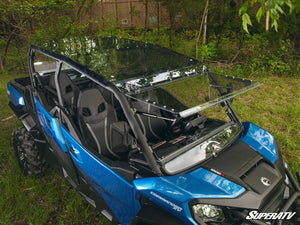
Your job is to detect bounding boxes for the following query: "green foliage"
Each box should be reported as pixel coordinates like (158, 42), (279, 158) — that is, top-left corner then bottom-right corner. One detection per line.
(242, 36), (299, 76)
(0, 0), (299, 78)
(197, 42), (217, 60)
(242, 13), (253, 33)
(239, 2), (252, 33)
(240, 0), (295, 33)
(0, 0), (96, 72)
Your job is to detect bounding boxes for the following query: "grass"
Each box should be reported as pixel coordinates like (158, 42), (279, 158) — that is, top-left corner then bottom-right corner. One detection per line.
(0, 72), (299, 224)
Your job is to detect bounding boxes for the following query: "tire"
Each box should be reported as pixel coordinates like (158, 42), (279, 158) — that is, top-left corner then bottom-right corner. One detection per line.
(12, 127), (47, 177)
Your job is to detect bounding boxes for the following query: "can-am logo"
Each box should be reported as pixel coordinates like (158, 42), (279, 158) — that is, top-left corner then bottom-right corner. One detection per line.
(260, 177), (271, 186)
(246, 210), (296, 220)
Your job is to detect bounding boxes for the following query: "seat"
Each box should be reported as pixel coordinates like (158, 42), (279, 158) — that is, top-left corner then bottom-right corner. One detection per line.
(57, 71), (80, 114)
(48, 70), (79, 114)
(131, 100), (168, 142)
(77, 88), (133, 159)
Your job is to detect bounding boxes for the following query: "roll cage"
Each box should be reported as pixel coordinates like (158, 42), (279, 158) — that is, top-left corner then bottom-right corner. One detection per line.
(28, 45), (163, 176)
(28, 37), (261, 177)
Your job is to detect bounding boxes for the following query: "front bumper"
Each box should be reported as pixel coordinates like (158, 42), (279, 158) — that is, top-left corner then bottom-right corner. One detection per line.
(231, 167), (300, 225)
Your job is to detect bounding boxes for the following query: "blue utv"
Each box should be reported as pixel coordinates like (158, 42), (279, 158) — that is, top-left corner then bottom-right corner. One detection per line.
(7, 36), (300, 225)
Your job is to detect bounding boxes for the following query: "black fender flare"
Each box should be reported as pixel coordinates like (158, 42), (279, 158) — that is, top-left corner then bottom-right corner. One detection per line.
(131, 201), (186, 225)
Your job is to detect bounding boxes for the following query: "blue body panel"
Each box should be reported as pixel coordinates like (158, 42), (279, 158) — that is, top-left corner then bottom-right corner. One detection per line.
(34, 97), (67, 152)
(134, 168), (246, 225)
(61, 126), (141, 225)
(7, 82), (25, 107)
(240, 122), (278, 163)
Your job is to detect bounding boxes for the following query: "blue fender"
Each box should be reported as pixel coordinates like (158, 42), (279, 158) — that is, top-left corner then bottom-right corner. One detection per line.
(240, 122), (278, 164)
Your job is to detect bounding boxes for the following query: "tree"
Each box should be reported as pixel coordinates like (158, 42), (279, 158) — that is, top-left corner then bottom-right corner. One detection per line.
(195, 0), (209, 59)
(239, 0), (295, 33)
(160, 0), (183, 48)
(0, 0), (94, 72)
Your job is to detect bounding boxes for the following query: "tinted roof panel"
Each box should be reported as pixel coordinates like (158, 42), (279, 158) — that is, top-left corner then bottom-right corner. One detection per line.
(38, 36), (199, 82)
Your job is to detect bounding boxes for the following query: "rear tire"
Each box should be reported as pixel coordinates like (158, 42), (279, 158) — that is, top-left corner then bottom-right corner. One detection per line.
(12, 127), (47, 177)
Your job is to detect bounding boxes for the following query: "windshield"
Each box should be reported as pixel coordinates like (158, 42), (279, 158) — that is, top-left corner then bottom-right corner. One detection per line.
(128, 80), (244, 174)
(122, 70), (261, 117)
(115, 49), (261, 174)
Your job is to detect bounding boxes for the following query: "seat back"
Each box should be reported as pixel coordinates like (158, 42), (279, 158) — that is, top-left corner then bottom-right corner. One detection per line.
(48, 70), (79, 114)
(58, 71), (80, 110)
(131, 101), (168, 142)
(77, 88), (132, 158)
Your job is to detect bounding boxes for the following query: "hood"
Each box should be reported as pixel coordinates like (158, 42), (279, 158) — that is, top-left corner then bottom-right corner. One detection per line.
(134, 167), (245, 222)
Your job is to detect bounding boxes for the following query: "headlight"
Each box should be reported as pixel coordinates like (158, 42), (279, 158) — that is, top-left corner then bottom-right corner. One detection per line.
(192, 204), (225, 223)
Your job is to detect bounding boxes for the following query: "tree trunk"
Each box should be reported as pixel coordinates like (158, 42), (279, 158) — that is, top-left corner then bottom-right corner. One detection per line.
(0, 55), (3, 72)
(130, 0), (133, 27)
(63, 0), (87, 37)
(219, 0), (223, 26)
(203, 0), (209, 45)
(157, 0), (160, 35)
(101, 0), (105, 27)
(115, 0), (118, 22)
(1, 33), (14, 70)
(196, 0), (209, 59)
(266, 0), (270, 31)
(168, 0), (175, 49)
(144, 0), (149, 40)
(169, 11), (173, 48)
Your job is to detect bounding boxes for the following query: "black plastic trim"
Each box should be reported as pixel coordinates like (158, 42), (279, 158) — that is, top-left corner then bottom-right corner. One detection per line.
(131, 201), (186, 225)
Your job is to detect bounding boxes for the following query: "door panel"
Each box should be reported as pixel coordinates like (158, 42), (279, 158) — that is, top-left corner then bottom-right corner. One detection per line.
(61, 126), (140, 225)
(35, 97), (79, 187)
(35, 97), (67, 152)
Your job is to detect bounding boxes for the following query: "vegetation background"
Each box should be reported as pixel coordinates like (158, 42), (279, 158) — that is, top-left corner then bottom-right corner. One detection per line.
(0, 0), (299, 224)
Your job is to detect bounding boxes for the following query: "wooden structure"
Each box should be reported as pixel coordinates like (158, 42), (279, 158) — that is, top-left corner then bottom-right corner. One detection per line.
(90, 0), (171, 28)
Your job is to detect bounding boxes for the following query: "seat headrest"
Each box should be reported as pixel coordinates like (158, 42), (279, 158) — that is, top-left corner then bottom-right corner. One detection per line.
(78, 88), (108, 124)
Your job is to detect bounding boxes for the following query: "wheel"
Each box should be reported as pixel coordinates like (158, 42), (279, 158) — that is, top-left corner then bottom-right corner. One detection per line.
(12, 127), (47, 177)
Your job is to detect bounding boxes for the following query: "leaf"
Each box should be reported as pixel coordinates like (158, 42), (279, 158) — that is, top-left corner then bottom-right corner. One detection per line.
(275, 4), (284, 15)
(242, 13), (252, 33)
(270, 8), (280, 20)
(256, 6), (265, 22)
(250, 0), (260, 6)
(239, 2), (248, 16)
(271, 19), (278, 32)
(285, 0), (295, 14)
